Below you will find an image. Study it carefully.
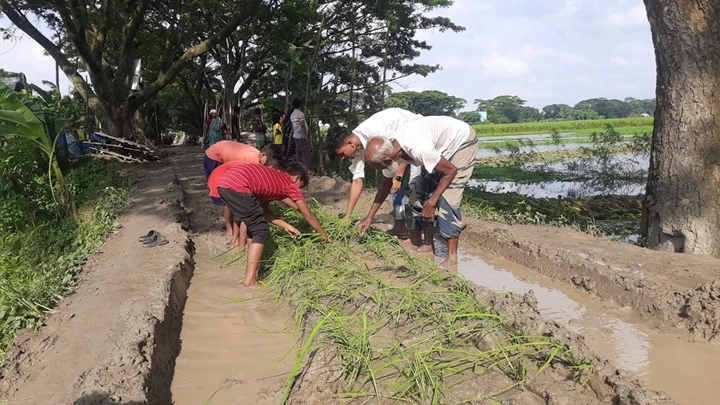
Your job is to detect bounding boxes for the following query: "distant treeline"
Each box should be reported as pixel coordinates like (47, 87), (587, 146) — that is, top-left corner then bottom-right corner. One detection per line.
(384, 91), (656, 125)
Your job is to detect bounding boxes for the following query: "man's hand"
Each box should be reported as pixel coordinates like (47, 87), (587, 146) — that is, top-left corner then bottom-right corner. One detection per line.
(283, 224), (301, 238)
(391, 178), (402, 194)
(357, 217), (373, 237)
(422, 200), (437, 221)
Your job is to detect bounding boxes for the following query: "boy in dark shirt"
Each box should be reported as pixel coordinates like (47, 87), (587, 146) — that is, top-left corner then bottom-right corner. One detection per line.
(217, 162), (327, 287)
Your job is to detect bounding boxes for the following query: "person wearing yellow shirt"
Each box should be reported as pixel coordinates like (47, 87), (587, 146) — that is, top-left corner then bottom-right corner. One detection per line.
(272, 110), (283, 145)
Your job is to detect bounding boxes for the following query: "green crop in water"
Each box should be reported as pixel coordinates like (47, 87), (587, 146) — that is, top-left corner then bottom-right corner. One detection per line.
(473, 117), (653, 136)
(254, 204), (593, 404)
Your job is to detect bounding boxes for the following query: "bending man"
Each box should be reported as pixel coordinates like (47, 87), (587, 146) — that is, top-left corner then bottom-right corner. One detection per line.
(357, 116), (479, 265)
(327, 108), (422, 236)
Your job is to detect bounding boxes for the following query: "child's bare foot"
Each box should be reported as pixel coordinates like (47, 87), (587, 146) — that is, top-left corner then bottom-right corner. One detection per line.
(401, 238), (419, 250)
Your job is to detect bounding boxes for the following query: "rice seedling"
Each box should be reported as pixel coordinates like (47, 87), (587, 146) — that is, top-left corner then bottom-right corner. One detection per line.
(261, 205), (593, 403)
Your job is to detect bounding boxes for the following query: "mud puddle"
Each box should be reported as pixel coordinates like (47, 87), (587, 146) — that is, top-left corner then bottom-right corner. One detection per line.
(458, 252), (719, 405)
(170, 235), (296, 404)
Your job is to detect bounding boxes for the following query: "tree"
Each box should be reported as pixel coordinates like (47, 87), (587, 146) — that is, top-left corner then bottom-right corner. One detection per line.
(542, 104), (573, 120)
(475, 95), (540, 123)
(574, 98), (632, 119)
(456, 111), (484, 125)
(641, 0), (720, 257)
(385, 90), (466, 116)
(0, 0), (262, 143)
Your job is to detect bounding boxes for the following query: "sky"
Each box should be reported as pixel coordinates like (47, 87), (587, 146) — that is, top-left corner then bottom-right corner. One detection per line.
(0, 0), (656, 111)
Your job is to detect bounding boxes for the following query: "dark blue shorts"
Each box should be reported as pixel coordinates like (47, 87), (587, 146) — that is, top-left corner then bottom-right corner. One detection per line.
(211, 196), (224, 206)
(203, 154), (221, 180)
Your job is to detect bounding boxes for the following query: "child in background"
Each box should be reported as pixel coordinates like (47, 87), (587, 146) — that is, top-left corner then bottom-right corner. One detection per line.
(217, 162), (328, 287)
(272, 110), (283, 145)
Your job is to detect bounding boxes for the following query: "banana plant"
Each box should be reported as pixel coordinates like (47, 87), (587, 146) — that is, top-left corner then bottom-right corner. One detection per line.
(0, 83), (77, 219)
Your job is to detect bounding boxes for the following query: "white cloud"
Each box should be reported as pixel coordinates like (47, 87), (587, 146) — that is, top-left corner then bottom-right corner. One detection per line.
(480, 54), (531, 78)
(610, 57), (632, 67)
(604, 5), (648, 27)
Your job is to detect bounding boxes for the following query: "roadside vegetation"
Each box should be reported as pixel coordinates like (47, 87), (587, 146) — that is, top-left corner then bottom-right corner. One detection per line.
(259, 207), (593, 404)
(0, 84), (131, 359)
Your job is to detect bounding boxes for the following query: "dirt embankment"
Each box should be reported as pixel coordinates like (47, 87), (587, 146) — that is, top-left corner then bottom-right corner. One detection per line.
(0, 164), (194, 405)
(308, 175), (720, 341)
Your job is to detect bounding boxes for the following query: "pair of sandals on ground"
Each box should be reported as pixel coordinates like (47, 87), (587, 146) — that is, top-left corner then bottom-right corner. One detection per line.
(138, 230), (169, 247)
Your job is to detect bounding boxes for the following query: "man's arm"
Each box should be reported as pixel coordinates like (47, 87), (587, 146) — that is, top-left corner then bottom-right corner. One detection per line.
(421, 157), (458, 219)
(391, 161), (408, 194)
(357, 176), (393, 235)
(345, 178), (364, 218)
(294, 199), (328, 238)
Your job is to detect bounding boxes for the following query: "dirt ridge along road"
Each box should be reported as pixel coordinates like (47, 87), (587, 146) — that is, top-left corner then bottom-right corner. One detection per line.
(0, 163), (195, 405)
(308, 174), (720, 341)
(462, 220), (720, 341)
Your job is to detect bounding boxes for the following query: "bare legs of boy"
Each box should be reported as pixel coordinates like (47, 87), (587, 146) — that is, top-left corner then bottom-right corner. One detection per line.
(244, 242), (264, 287)
(231, 221), (249, 251)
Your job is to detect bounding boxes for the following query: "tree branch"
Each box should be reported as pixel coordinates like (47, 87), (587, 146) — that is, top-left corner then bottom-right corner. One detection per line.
(131, 0), (262, 108)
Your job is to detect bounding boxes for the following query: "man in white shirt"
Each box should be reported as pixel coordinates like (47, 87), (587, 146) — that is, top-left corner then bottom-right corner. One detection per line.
(290, 98), (310, 168)
(327, 108), (422, 236)
(357, 116), (479, 265)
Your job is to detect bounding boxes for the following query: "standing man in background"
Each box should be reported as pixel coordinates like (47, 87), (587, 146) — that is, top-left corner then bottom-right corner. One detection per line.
(290, 98), (310, 169)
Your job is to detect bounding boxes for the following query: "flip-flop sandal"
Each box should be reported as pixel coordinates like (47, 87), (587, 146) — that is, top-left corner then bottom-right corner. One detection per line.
(143, 234), (169, 248)
(138, 230), (158, 242)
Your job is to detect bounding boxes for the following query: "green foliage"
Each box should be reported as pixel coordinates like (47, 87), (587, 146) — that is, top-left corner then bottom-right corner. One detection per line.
(473, 117), (654, 136)
(0, 82), (76, 219)
(259, 206), (592, 403)
(474, 95), (541, 124)
(0, 159), (129, 359)
(385, 90), (466, 116)
(456, 110), (484, 125)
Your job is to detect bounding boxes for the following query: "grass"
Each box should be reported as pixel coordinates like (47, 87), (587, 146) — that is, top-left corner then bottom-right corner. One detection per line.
(257, 206), (593, 404)
(0, 158), (130, 359)
(461, 188), (642, 238)
(473, 117), (653, 137)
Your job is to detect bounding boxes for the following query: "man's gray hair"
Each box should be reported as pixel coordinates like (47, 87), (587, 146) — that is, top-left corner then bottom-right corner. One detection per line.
(367, 137), (394, 164)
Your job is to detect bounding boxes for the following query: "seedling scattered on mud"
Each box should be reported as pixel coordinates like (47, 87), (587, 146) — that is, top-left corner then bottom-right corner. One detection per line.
(256, 205), (593, 403)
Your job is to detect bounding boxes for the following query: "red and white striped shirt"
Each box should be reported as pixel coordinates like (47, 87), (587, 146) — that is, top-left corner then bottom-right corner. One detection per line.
(217, 164), (305, 201)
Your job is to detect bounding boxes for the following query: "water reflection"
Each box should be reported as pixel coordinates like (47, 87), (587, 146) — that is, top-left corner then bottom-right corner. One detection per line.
(468, 179), (645, 198)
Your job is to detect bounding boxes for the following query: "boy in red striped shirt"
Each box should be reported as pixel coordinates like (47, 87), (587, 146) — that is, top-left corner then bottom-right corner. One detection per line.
(217, 162), (328, 287)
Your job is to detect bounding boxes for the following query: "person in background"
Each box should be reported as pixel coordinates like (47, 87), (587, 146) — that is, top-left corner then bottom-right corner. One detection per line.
(204, 109), (224, 147)
(326, 108), (423, 236)
(217, 162), (328, 287)
(289, 98), (310, 169)
(281, 104), (295, 158)
(272, 110), (283, 145)
(231, 106), (241, 142)
(252, 108), (267, 149)
(358, 116), (480, 266)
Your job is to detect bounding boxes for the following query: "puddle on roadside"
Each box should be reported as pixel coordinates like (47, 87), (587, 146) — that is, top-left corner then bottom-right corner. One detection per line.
(457, 252), (719, 405)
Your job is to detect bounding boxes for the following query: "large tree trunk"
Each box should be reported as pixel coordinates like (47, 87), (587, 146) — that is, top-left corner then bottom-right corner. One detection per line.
(641, 0), (720, 256)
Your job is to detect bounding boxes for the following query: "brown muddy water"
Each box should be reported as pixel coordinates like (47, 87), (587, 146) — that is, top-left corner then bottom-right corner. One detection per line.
(170, 235), (295, 405)
(458, 252), (719, 405)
